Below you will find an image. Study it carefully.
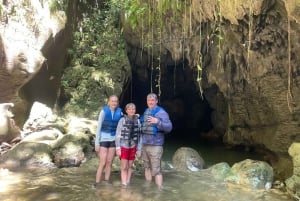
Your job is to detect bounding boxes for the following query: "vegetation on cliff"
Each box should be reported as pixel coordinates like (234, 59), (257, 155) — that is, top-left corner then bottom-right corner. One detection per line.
(61, 0), (130, 119)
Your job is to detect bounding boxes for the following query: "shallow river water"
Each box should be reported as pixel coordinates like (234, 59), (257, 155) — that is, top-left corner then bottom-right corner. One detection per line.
(0, 139), (293, 201)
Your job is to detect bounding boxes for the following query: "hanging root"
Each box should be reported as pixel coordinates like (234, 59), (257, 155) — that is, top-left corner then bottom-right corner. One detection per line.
(287, 90), (294, 113)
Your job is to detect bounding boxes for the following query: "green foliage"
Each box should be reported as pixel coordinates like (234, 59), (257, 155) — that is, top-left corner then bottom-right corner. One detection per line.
(62, 0), (128, 119)
(49, 0), (66, 13)
(68, 1), (125, 67)
(62, 67), (115, 118)
(119, 0), (184, 30)
(117, 0), (186, 94)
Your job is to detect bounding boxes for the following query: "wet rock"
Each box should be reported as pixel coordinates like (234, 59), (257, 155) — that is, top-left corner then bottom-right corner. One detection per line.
(52, 133), (91, 168)
(225, 159), (273, 189)
(172, 147), (205, 172)
(209, 162), (231, 180)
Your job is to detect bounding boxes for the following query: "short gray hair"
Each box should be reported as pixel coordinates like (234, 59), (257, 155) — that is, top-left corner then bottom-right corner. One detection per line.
(147, 93), (158, 100)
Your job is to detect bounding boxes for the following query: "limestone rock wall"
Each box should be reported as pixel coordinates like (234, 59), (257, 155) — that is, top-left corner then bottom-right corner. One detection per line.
(0, 0), (76, 125)
(122, 0), (300, 177)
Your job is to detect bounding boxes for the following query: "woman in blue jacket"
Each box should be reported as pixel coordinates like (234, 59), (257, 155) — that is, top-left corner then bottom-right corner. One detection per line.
(94, 95), (122, 186)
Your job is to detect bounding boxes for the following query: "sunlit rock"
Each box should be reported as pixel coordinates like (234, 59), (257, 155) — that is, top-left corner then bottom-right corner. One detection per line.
(52, 133), (91, 168)
(66, 117), (97, 135)
(22, 102), (53, 130)
(0, 36), (45, 124)
(0, 0), (72, 125)
(0, 141), (55, 169)
(22, 102), (57, 134)
(22, 129), (64, 147)
(0, 103), (20, 143)
(0, 168), (23, 193)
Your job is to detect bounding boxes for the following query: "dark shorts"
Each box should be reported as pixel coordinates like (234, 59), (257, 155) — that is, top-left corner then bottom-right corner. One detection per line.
(100, 141), (116, 148)
(120, 146), (137, 160)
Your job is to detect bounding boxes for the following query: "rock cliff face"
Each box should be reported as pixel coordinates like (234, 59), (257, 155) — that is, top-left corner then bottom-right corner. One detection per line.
(122, 0), (300, 178)
(0, 0), (131, 133)
(0, 0), (75, 125)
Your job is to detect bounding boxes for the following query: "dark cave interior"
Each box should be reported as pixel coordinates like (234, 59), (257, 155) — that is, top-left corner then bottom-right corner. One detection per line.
(121, 60), (214, 141)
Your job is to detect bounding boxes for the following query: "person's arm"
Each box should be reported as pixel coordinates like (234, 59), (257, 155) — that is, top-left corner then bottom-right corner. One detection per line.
(95, 110), (105, 148)
(137, 119), (142, 151)
(156, 110), (172, 133)
(115, 117), (124, 151)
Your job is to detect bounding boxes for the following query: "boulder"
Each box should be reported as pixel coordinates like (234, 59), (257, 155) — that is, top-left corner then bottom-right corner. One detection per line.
(52, 133), (91, 168)
(209, 162), (231, 180)
(225, 159), (273, 189)
(0, 103), (20, 143)
(0, 141), (55, 169)
(172, 147), (205, 172)
(23, 102), (55, 133)
(22, 128), (64, 147)
(286, 143), (300, 197)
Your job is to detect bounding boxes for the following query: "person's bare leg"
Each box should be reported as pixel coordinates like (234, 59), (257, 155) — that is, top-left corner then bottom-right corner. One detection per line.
(95, 147), (108, 183)
(104, 147), (115, 181)
(144, 167), (152, 181)
(155, 174), (163, 188)
(121, 159), (129, 185)
(127, 160), (134, 184)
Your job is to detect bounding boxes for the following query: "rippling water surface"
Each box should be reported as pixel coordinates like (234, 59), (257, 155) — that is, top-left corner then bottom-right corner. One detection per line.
(0, 139), (293, 201)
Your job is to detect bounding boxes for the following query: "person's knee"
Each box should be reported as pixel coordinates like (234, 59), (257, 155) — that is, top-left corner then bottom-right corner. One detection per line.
(151, 166), (161, 176)
(121, 164), (129, 171)
(106, 160), (113, 166)
(154, 172), (162, 177)
(106, 156), (114, 164)
(98, 164), (105, 170)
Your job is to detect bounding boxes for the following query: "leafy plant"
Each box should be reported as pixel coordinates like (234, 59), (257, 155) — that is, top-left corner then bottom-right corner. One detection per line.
(61, 0), (128, 118)
(49, 0), (66, 13)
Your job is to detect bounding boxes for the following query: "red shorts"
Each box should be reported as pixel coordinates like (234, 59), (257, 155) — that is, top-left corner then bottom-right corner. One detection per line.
(120, 147), (137, 160)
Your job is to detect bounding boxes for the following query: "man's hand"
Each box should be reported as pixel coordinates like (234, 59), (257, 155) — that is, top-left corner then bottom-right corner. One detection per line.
(136, 151), (141, 158)
(147, 116), (159, 124)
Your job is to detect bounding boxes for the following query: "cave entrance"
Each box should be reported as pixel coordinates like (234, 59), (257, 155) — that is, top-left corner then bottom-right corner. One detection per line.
(121, 59), (215, 141)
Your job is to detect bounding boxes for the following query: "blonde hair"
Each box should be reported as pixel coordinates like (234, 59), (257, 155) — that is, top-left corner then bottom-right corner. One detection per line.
(107, 95), (119, 102)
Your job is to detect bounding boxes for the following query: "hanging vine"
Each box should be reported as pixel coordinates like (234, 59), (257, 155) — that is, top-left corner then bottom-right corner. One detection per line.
(247, 0), (253, 70)
(123, 0), (186, 97)
(150, 0), (155, 93)
(182, 0), (187, 70)
(216, 0), (223, 70)
(156, 0), (164, 97)
(285, 0), (294, 113)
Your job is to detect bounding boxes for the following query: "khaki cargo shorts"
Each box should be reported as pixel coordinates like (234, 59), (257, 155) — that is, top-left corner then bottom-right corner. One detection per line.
(142, 145), (163, 176)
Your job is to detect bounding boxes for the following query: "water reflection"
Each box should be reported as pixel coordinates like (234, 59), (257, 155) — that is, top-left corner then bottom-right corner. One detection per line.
(0, 139), (293, 201)
(0, 166), (292, 201)
(163, 138), (264, 167)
